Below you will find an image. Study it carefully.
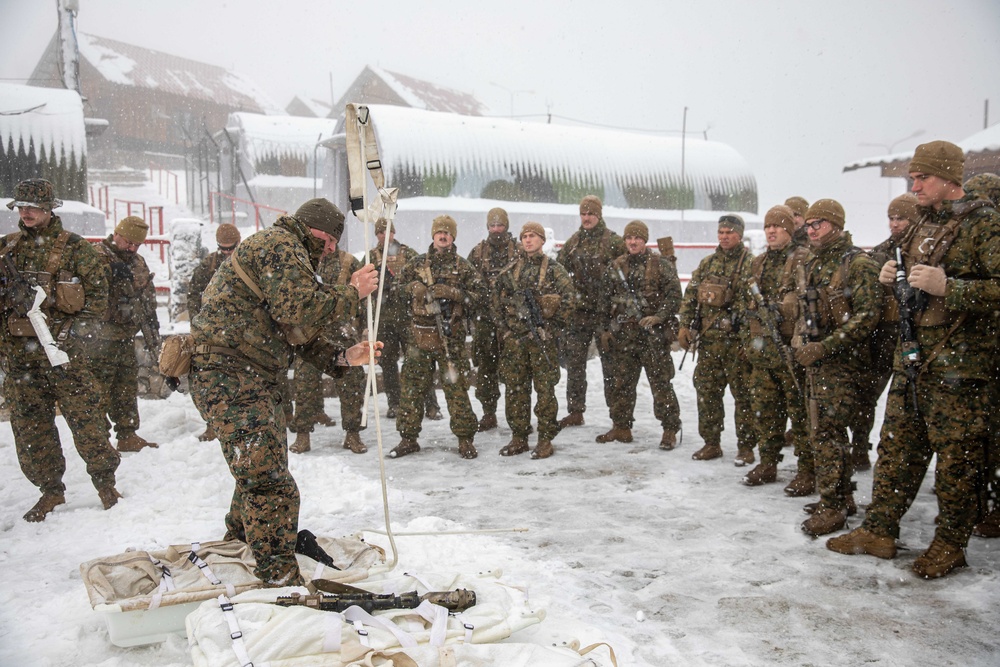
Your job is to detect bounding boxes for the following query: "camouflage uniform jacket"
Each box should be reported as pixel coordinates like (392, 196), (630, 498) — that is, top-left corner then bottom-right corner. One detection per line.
(316, 248), (363, 345)
(93, 236), (158, 342)
(679, 243), (753, 342)
(469, 234), (520, 314)
(741, 243), (810, 368)
(191, 215), (359, 376)
(398, 244), (486, 344)
(794, 232), (881, 365)
(0, 215), (109, 362)
(368, 240), (416, 326)
(187, 251), (227, 318)
(493, 251), (574, 342)
(602, 250), (682, 334)
(557, 219), (626, 317)
(898, 195), (1000, 380)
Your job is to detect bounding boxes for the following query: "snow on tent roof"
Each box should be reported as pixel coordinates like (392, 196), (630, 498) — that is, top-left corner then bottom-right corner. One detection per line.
(227, 112), (338, 166)
(77, 32), (283, 115)
(0, 83), (86, 158)
(843, 124), (1000, 174)
(360, 104), (756, 211)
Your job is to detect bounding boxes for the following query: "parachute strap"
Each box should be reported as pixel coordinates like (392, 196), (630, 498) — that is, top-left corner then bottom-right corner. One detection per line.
(218, 594), (255, 667)
(345, 103), (398, 223)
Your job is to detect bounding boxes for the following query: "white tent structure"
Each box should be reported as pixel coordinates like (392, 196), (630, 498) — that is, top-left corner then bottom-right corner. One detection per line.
(843, 124), (1000, 179)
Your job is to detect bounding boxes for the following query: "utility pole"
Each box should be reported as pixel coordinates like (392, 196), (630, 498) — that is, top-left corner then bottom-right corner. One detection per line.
(680, 106), (688, 224)
(56, 0), (82, 94)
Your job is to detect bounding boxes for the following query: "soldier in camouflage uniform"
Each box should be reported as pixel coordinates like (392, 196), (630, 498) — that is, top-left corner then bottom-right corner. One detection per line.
(493, 222), (573, 459)
(468, 207), (520, 432)
(1, 179), (119, 521)
(740, 205), (812, 489)
(290, 231), (367, 455)
(597, 220), (682, 449)
(830, 143), (1000, 578)
(556, 195), (626, 428)
(390, 215), (486, 460)
(848, 194), (919, 471)
(91, 216), (161, 453)
(368, 218), (442, 420)
(792, 199), (881, 536)
(677, 214), (757, 465)
(785, 196), (810, 249)
(190, 198), (379, 586)
(187, 223), (241, 442)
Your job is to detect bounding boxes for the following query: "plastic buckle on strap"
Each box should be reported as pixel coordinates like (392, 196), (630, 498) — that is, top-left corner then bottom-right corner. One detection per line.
(350, 197), (364, 214)
(231, 631), (243, 640)
(221, 601), (234, 612)
(366, 159), (381, 171)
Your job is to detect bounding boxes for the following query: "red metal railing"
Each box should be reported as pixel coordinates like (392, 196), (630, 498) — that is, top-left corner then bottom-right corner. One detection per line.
(209, 192), (286, 231)
(89, 184), (111, 217)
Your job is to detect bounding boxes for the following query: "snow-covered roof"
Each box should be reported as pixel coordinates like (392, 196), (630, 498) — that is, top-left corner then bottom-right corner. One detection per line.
(76, 32), (283, 114)
(843, 124), (1000, 175)
(0, 83), (86, 158)
(350, 104), (756, 210)
(369, 66), (486, 116)
(226, 112), (338, 166)
(286, 95), (334, 119)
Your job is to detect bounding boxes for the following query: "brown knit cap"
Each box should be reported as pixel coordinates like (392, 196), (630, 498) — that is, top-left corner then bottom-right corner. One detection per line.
(764, 205), (796, 236)
(908, 140), (965, 185)
(520, 221), (546, 240)
(375, 217), (392, 235)
(431, 214), (458, 239)
(784, 196), (809, 218)
(805, 199), (846, 229)
(623, 219), (649, 241)
(294, 198), (346, 239)
(887, 194), (919, 223)
(487, 207), (509, 229)
(115, 216), (149, 244)
(579, 195), (603, 217)
(216, 223), (241, 247)
(718, 213), (744, 236)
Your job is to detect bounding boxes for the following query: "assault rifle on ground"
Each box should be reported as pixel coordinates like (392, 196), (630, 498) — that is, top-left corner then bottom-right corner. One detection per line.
(521, 288), (553, 367)
(748, 280), (800, 393)
(276, 580), (477, 614)
(893, 247), (924, 412)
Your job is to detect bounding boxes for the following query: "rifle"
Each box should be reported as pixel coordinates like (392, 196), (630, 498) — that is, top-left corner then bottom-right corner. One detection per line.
(797, 265), (821, 438)
(678, 301), (701, 371)
(748, 279), (800, 393)
(111, 261), (161, 355)
(418, 270), (458, 380)
(614, 267), (649, 325)
(0, 253), (37, 318)
(520, 287), (553, 367)
(276, 581), (477, 614)
(893, 247), (924, 412)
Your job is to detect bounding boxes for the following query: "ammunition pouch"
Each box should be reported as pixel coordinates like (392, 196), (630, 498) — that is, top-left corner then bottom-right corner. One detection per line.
(8, 316), (37, 337)
(881, 285), (899, 322)
(159, 333), (195, 377)
(410, 323), (443, 352)
(539, 294), (561, 319)
(915, 294), (956, 327)
(778, 293), (798, 337)
(280, 323), (321, 346)
(55, 279), (84, 314)
(818, 286), (852, 330)
(696, 276), (732, 308)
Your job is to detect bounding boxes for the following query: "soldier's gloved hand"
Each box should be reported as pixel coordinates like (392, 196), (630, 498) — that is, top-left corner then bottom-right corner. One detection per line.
(598, 330), (615, 353)
(639, 315), (663, 330)
(430, 284), (464, 302)
(794, 341), (826, 367)
(350, 264), (379, 299)
(539, 294), (562, 319)
(908, 264), (948, 296)
(677, 327), (694, 350)
(878, 260), (897, 286)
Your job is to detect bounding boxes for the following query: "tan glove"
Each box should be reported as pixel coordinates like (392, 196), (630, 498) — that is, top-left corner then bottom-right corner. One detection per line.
(539, 294), (562, 319)
(677, 326), (694, 350)
(794, 341), (826, 367)
(430, 283), (464, 301)
(639, 315), (664, 330)
(779, 292), (799, 323)
(879, 260), (898, 286)
(410, 282), (429, 316)
(908, 264), (948, 296)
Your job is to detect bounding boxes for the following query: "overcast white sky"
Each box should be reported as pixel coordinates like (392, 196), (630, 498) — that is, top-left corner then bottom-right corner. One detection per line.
(2, 0), (999, 245)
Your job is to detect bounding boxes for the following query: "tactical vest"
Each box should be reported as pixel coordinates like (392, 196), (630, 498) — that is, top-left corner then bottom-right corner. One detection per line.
(696, 246), (747, 309)
(609, 253), (663, 321)
(0, 230), (85, 337)
(805, 246), (880, 337)
(562, 228), (614, 288)
(470, 238), (517, 281)
(95, 241), (150, 326)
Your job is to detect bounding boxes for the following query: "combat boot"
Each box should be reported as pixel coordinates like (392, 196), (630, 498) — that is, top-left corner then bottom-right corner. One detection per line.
(425, 407), (444, 420)
(390, 438), (420, 458)
(23, 492), (65, 522)
(783, 470), (816, 497)
(734, 447), (755, 467)
(458, 438), (478, 459)
(477, 413), (498, 432)
(801, 505), (847, 536)
(826, 527), (897, 559)
(851, 443), (871, 471)
(596, 427), (633, 443)
(558, 411), (584, 428)
(500, 436), (530, 456)
(342, 432), (367, 454)
(290, 432), (311, 454)
(315, 412), (337, 427)
(691, 442), (723, 461)
(117, 433), (158, 452)
(912, 537), (968, 579)
(742, 463), (777, 486)
(98, 485), (122, 510)
(660, 430), (677, 451)
(804, 494), (857, 516)
(973, 508), (1000, 538)
(531, 439), (554, 459)
(197, 424), (216, 441)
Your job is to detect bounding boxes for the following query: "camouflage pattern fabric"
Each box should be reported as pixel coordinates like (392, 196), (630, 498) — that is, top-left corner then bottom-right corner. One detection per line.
(0, 215), (117, 497)
(187, 251), (224, 318)
(493, 251), (574, 439)
(796, 232), (881, 511)
(89, 338), (141, 438)
(369, 240), (416, 409)
(860, 195), (1000, 547)
(680, 243), (755, 449)
(556, 219), (624, 414)
(600, 250), (682, 432)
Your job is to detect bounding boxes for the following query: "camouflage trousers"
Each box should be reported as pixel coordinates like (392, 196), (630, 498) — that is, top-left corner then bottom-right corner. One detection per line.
(292, 358), (366, 433)
(560, 311), (614, 414)
(89, 337), (141, 438)
(862, 374), (989, 548)
(606, 326), (680, 432)
(748, 361), (809, 469)
(472, 319), (502, 415)
(190, 362), (302, 586)
(499, 333), (560, 440)
(691, 336), (755, 450)
(6, 358), (120, 496)
(848, 324), (896, 448)
(397, 341), (477, 440)
(808, 362), (859, 511)
(378, 322), (441, 413)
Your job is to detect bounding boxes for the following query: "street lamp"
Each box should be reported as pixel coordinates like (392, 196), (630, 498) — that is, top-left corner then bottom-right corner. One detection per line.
(490, 82), (535, 118)
(859, 129), (926, 204)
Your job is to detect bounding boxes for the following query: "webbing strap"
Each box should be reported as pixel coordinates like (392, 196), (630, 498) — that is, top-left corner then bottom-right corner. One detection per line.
(45, 231), (72, 276)
(229, 252), (264, 303)
(188, 543), (235, 596)
(343, 605), (419, 648)
(345, 104), (398, 220)
(218, 594), (254, 667)
(147, 556), (175, 610)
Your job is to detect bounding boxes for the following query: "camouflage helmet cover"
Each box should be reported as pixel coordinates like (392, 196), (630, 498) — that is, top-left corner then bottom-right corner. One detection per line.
(6, 178), (63, 210)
